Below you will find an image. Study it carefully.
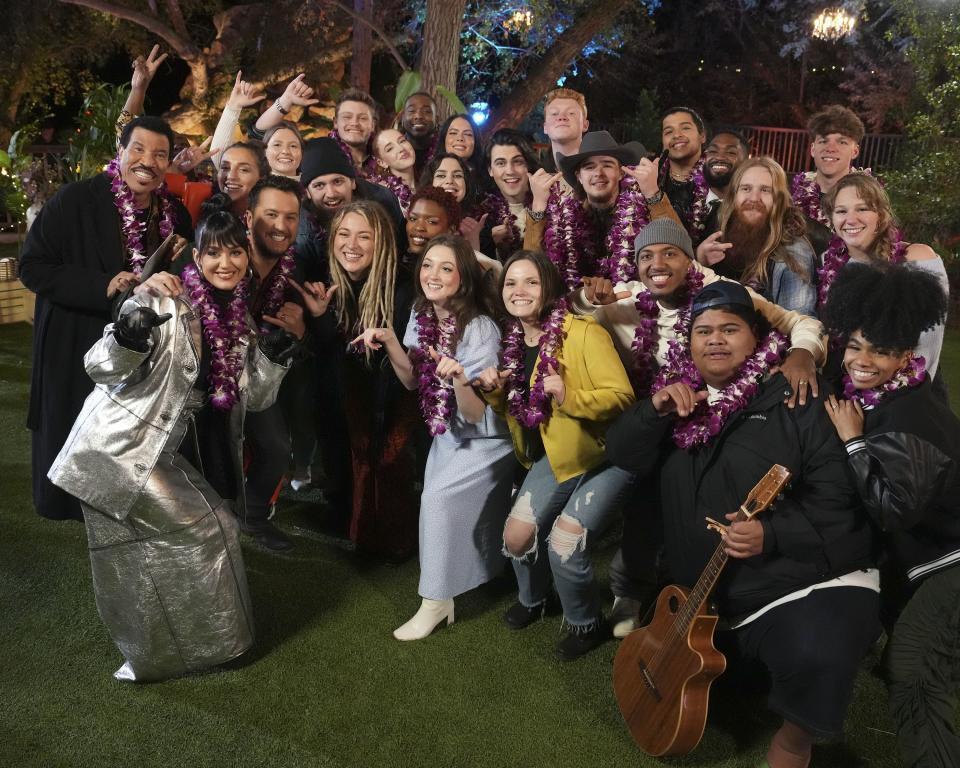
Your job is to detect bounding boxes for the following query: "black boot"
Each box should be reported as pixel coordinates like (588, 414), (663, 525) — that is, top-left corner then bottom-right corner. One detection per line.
(556, 618), (611, 661)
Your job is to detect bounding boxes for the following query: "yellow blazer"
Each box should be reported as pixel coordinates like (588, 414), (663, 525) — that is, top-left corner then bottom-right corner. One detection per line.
(485, 313), (635, 483)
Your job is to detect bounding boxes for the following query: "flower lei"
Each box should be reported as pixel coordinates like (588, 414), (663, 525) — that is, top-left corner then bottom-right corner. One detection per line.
(542, 177), (650, 290)
(255, 247), (296, 334)
(842, 354), (926, 409)
(816, 231), (908, 310)
(182, 263), (250, 411)
(659, 156), (709, 239)
(480, 191), (530, 253)
(329, 129), (378, 178)
(411, 308), (458, 436)
(501, 299), (568, 428)
(371, 171), (413, 215)
(790, 167), (875, 226)
(652, 328), (789, 449)
(629, 267), (704, 396)
(105, 156), (176, 275)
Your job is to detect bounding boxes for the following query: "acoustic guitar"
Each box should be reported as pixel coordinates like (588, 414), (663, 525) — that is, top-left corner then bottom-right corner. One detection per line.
(612, 464), (792, 756)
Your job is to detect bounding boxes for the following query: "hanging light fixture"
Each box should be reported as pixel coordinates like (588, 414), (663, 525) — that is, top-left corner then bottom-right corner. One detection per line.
(503, 9), (533, 33)
(812, 8), (857, 40)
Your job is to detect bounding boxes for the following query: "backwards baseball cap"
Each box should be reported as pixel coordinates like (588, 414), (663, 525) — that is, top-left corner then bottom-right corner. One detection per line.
(690, 281), (754, 319)
(633, 219), (694, 260)
(300, 137), (356, 187)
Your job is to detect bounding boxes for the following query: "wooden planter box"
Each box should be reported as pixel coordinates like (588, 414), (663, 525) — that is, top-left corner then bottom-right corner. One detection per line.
(0, 280), (35, 324)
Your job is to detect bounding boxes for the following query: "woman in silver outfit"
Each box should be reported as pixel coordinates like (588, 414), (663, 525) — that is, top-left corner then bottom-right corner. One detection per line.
(49, 209), (294, 682)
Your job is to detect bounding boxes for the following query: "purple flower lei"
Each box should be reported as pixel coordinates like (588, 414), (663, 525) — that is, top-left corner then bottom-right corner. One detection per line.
(371, 171), (413, 215)
(816, 230), (908, 311)
(659, 156), (709, 239)
(412, 307), (457, 436)
(652, 328), (789, 449)
(543, 178), (650, 290)
(256, 247), (296, 334)
(501, 299), (568, 428)
(629, 267), (704, 396)
(329, 129), (378, 178)
(182, 263), (250, 411)
(105, 156), (176, 276)
(481, 190), (530, 253)
(842, 354), (926, 408)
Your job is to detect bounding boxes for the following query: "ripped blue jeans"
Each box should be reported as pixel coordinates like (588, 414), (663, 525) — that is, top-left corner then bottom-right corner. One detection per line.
(503, 456), (634, 627)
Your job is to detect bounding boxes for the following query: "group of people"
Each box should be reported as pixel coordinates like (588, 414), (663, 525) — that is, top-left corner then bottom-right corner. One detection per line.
(17, 45), (959, 768)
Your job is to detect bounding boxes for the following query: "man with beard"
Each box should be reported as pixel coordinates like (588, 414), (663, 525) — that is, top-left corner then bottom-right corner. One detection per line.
(657, 106), (709, 238)
(20, 115), (192, 521)
(698, 157), (817, 316)
(331, 89), (379, 177)
(399, 91), (438, 173)
(700, 127), (750, 241)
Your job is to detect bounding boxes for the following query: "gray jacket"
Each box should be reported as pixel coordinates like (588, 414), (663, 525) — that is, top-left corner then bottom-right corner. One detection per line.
(49, 293), (289, 520)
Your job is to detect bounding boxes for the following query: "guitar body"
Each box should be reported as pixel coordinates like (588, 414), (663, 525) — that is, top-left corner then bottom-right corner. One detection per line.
(612, 584), (727, 756)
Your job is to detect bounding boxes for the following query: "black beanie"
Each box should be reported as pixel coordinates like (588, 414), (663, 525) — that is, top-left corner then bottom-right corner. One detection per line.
(300, 137), (356, 186)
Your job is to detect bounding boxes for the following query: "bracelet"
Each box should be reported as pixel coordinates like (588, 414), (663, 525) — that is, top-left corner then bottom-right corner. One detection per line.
(527, 208), (546, 222)
(644, 189), (664, 205)
(274, 102), (290, 115)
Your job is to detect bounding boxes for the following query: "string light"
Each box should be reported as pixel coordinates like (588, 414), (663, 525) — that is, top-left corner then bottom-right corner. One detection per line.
(503, 10), (532, 33)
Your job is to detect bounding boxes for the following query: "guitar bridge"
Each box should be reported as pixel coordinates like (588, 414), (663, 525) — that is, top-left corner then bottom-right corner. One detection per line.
(637, 660), (662, 702)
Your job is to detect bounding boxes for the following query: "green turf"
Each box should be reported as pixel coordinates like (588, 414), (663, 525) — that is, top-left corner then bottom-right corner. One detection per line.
(2, 322), (957, 768)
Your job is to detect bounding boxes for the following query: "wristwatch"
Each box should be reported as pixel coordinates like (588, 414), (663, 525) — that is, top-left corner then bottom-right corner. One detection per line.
(645, 189), (664, 205)
(527, 208), (546, 222)
(274, 102), (290, 115)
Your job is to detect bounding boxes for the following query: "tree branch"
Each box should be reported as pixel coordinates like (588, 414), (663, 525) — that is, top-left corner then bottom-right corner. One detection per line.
(163, 0), (191, 42)
(58, 0), (200, 59)
(322, 0), (409, 70)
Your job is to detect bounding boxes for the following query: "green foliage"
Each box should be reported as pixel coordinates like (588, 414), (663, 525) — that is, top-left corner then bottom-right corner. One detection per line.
(435, 85), (467, 115)
(886, 141), (960, 252)
(394, 70), (423, 113)
(63, 83), (131, 184)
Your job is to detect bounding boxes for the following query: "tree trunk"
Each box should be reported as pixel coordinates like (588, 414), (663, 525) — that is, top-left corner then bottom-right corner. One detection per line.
(489, 0), (632, 130)
(418, 0), (467, 121)
(350, 0), (373, 91)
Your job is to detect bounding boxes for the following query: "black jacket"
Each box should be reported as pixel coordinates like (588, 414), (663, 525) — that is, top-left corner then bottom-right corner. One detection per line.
(605, 374), (875, 618)
(844, 379), (960, 583)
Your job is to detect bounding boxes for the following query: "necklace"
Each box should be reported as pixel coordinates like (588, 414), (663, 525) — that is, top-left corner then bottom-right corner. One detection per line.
(659, 156), (709, 239)
(182, 264), (250, 411)
(412, 307), (458, 436)
(501, 299), (568, 428)
(106, 156), (175, 275)
(842, 355), (926, 408)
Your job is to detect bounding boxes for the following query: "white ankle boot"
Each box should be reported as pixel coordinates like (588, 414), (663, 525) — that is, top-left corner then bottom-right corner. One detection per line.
(393, 598), (455, 641)
(610, 596), (642, 639)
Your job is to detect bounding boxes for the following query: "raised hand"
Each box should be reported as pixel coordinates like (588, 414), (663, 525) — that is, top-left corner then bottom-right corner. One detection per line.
(472, 366), (510, 392)
(530, 169), (563, 210)
(226, 70), (266, 110)
(542, 363), (566, 405)
(428, 346), (466, 384)
(351, 327), (396, 351)
(824, 394), (864, 442)
(262, 301), (306, 340)
(133, 271), (183, 299)
(491, 224), (511, 245)
(107, 271), (139, 299)
(171, 137), (220, 175)
(651, 382), (708, 417)
(459, 213), (488, 253)
(581, 276), (631, 306)
(287, 278), (338, 318)
(130, 45), (168, 93)
(278, 73), (320, 110)
(696, 230), (733, 266)
(115, 306), (171, 351)
(623, 156), (660, 199)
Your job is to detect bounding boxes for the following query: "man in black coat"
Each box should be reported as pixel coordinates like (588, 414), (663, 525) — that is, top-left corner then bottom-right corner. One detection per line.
(20, 115), (191, 521)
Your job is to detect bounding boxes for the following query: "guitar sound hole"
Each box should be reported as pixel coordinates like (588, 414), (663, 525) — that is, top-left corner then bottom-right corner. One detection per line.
(668, 595), (680, 613)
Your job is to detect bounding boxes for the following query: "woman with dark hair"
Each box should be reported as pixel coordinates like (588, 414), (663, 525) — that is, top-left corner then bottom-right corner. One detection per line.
(436, 113), (481, 171)
(262, 122), (304, 178)
(217, 141), (269, 216)
(483, 128), (541, 259)
(48, 207), (295, 682)
(606, 280), (879, 768)
(419, 152), (493, 255)
(355, 234), (515, 640)
(821, 263), (959, 768)
(474, 250), (635, 659)
(819, 173), (948, 380)
(296, 200), (422, 561)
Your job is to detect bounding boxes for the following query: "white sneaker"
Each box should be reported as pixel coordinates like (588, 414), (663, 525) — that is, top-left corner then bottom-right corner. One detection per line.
(393, 598), (455, 641)
(289, 469), (311, 492)
(610, 596), (642, 639)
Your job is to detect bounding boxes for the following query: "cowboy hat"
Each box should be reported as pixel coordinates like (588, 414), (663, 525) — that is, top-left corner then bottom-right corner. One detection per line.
(556, 131), (648, 190)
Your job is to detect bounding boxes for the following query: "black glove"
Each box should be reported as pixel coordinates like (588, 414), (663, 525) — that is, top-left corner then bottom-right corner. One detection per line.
(114, 307), (171, 352)
(259, 329), (299, 365)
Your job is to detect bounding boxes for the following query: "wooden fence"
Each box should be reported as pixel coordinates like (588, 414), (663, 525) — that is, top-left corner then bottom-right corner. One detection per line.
(740, 126), (906, 174)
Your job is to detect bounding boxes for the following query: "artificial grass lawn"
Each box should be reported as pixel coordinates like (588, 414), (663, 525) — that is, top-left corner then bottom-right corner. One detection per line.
(2, 321), (958, 768)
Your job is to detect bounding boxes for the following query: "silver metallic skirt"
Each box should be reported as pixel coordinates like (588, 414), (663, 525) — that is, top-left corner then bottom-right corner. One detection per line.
(82, 391), (254, 682)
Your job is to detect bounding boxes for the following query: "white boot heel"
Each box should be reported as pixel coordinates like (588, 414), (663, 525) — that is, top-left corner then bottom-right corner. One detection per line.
(393, 598), (455, 641)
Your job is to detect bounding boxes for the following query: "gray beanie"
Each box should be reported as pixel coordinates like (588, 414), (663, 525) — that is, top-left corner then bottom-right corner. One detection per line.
(633, 218), (694, 260)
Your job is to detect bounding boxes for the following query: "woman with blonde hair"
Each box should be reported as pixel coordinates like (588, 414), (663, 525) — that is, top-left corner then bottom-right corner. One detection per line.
(298, 199), (422, 560)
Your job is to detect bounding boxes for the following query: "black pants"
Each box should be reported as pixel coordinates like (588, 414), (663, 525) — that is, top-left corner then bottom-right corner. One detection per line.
(278, 355), (317, 474)
(242, 401), (290, 525)
(717, 585), (880, 739)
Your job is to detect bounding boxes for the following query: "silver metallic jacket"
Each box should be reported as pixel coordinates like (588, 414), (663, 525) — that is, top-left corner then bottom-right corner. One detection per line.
(49, 293), (289, 520)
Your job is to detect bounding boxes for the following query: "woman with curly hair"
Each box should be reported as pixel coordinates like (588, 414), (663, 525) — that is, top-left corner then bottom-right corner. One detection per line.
(821, 263), (958, 768)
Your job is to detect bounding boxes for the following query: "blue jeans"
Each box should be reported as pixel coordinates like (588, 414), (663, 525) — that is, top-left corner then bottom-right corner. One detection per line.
(504, 456), (634, 627)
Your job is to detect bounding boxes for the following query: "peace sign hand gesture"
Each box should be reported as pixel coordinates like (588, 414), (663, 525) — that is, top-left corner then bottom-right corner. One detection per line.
(171, 137), (220, 175)
(131, 45), (168, 93)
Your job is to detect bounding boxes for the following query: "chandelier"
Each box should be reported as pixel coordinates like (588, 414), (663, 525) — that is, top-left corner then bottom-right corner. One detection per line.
(812, 8), (857, 40)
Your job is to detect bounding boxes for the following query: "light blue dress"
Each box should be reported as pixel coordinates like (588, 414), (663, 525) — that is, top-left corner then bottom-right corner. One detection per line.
(403, 312), (516, 600)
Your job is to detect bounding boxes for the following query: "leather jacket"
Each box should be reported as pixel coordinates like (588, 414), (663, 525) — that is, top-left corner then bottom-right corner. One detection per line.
(49, 293), (289, 520)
